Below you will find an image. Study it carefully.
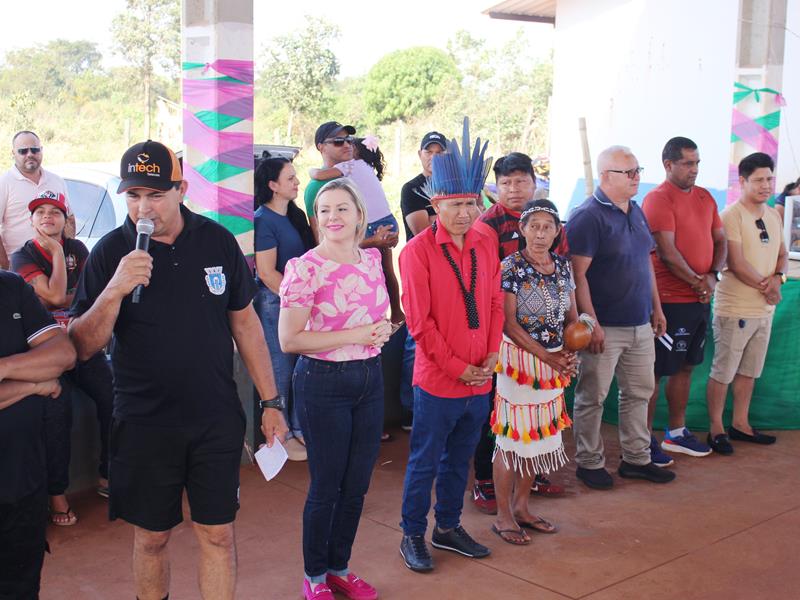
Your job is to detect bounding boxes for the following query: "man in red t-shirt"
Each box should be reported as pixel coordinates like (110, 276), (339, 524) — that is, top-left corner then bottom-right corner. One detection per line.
(642, 137), (727, 463)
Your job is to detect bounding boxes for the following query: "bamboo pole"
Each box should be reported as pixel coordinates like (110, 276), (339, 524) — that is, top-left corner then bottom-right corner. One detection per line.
(578, 117), (593, 196)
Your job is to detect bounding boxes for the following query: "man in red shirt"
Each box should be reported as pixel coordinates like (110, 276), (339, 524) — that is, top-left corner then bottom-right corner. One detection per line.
(642, 137), (726, 462)
(398, 130), (504, 573)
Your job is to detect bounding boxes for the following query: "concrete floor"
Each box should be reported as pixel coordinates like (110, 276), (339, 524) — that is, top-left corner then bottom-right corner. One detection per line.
(42, 424), (800, 600)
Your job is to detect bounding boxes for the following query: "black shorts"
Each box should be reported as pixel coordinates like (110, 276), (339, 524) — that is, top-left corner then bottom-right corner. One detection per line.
(0, 486), (47, 600)
(654, 302), (710, 377)
(109, 412), (246, 531)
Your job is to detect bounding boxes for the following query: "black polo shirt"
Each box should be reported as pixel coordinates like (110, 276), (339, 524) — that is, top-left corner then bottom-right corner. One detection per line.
(0, 271), (60, 503)
(71, 205), (257, 425)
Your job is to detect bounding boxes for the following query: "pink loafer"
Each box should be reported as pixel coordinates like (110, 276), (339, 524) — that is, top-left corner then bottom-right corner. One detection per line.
(326, 573), (378, 600)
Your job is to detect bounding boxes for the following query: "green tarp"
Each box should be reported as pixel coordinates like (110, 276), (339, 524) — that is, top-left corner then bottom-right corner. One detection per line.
(565, 279), (800, 431)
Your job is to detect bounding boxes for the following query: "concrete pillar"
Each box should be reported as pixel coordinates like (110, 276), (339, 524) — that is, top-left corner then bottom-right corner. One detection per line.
(727, 0), (787, 204)
(182, 0), (254, 258)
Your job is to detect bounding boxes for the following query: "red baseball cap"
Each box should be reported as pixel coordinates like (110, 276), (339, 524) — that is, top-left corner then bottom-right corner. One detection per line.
(29, 190), (68, 215)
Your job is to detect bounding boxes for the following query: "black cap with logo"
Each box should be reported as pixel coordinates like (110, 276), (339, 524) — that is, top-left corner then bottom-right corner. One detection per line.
(117, 140), (183, 194)
(314, 121), (356, 147)
(420, 131), (447, 151)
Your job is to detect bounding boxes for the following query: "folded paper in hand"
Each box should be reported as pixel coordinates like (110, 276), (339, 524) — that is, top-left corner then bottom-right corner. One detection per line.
(255, 440), (288, 481)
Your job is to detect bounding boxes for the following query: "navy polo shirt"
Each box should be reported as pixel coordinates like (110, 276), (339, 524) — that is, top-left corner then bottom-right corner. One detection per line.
(0, 271), (60, 503)
(566, 188), (654, 327)
(71, 204), (257, 425)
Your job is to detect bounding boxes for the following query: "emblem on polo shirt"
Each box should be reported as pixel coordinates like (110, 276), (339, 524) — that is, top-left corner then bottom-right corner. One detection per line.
(204, 266), (226, 295)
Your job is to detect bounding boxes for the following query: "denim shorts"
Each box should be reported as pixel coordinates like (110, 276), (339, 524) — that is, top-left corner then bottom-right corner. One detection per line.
(366, 214), (399, 238)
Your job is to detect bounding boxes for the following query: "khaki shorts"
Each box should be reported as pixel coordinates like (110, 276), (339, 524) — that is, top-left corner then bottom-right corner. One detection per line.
(709, 315), (773, 384)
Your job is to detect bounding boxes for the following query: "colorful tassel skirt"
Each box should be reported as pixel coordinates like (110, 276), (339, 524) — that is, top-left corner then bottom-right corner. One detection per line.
(491, 335), (572, 476)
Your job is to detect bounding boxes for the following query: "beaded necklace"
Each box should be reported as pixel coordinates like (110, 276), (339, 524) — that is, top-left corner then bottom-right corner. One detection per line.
(432, 220), (480, 329)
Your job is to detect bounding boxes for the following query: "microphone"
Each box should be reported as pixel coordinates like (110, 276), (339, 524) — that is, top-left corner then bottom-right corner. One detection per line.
(131, 218), (154, 304)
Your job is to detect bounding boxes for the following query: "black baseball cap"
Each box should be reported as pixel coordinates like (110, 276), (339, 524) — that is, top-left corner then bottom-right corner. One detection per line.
(117, 140), (183, 193)
(315, 121), (356, 147)
(420, 131), (447, 151)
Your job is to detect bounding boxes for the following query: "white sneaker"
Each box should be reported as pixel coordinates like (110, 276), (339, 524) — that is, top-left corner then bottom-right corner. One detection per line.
(284, 437), (307, 461)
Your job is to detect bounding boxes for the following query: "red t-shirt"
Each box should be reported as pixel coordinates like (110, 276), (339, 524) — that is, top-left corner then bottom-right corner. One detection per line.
(642, 180), (722, 303)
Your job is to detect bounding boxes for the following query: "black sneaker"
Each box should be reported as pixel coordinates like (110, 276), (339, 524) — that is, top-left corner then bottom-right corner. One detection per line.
(618, 460), (676, 483)
(431, 525), (490, 558)
(707, 433), (734, 455)
(576, 466), (614, 490)
(400, 535), (433, 572)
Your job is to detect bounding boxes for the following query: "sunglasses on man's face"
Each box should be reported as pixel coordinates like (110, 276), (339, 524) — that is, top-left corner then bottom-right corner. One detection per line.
(323, 136), (354, 147)
(755, 218), (769, 244)
(16, 147), (41, 156)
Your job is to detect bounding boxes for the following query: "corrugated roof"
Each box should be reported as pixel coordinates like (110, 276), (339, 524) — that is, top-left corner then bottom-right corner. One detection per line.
(483, 0), (556, 24)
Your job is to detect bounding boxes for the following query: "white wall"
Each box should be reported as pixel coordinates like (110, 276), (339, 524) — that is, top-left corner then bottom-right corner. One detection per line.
(548, 0), (739, 216)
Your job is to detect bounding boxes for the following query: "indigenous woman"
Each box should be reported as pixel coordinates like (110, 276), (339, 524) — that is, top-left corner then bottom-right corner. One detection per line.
(490, 199), (579, 545)
(279, 179), (390, 600)
(253, 155), (315, 460)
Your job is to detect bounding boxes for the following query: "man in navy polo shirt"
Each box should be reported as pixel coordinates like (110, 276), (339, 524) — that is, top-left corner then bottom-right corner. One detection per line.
(566, 145), (674, 490)
(69, 140), (287, 600)
(0, 271), (75, 598)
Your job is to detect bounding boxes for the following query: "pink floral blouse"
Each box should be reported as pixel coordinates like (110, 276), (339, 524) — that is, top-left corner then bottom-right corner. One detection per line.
(280, 247), (389, 361)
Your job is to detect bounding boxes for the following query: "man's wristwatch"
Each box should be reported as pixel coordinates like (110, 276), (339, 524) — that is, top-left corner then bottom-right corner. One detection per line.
(711, 270), (722, 282)
(259, 395), (285, 410)
(776, 272), (787, 285)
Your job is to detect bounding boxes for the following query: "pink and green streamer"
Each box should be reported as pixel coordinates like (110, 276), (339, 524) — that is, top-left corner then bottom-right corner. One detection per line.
(182, 58), (254, 255)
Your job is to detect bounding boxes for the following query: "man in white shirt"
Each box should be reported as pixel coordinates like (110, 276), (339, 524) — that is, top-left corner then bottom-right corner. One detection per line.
(0, 131), (75, 269)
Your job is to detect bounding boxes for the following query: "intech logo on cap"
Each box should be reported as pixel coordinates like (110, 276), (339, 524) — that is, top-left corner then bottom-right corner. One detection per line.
(129, 153), (160, 176)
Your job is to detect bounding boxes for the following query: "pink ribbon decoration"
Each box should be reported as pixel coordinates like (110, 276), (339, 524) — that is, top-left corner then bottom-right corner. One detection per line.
(731, 109), (778, 156)
(207, 59), (254, 84)
(215, 97), (254, 120)
(183, 109), (253, 157)
(184, 163), (253, 220)
(183, 79), (253, 111)
(213, 146), (255, 170)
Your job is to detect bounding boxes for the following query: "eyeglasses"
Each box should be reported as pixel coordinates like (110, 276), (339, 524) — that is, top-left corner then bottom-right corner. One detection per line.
(605, 167), (644, 179)
(16, 147), (41, 156)
(323, 136), (354, 147)
(755, 218), (769, 244)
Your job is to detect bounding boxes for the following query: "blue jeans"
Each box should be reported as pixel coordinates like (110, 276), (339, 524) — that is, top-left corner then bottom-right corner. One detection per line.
(294, 355), (384, 578)
(366, 213), (399, 237)
(400, 386), (490, 536)
(253, 286), (301, 438)
(400, 331), (416, 411)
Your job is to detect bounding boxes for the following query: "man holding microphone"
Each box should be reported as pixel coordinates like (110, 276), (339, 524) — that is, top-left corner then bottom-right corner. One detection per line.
(69, 140), (286, 600)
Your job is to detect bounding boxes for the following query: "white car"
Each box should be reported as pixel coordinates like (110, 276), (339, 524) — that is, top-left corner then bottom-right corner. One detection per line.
(49, 163), (128, 252)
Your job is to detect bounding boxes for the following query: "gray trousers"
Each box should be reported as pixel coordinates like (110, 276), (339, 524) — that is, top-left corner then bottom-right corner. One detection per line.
(573, 324), (654, 468)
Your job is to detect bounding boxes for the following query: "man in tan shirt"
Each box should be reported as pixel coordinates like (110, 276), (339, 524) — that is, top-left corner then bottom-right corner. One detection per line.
(706, 152), (788, 454)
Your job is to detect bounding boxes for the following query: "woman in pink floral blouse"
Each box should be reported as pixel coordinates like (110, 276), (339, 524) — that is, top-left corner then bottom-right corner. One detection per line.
(279, 179), (391, 600)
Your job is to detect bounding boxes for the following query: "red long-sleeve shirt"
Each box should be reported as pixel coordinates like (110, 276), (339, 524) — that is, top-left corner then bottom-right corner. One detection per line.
(399, 218), (505, 398)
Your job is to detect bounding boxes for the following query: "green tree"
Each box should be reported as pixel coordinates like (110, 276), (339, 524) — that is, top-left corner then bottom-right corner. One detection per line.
(259, 17), (340, 144)
(364, 47), (459, 126)
(111, 0), (180, 139)
(0, 40), (103, 98)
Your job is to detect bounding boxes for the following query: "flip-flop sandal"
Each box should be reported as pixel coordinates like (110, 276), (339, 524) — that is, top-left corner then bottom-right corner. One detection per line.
(491, 524), (530, 545)
(517, 516), (558, 534)
(50, 507), (78, 527)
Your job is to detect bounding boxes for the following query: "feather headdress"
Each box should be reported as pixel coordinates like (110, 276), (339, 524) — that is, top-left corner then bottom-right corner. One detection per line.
(424, 117), (492, 200)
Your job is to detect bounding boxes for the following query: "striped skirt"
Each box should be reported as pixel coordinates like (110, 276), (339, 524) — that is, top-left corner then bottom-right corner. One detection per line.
(491, 335), (572, 476)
